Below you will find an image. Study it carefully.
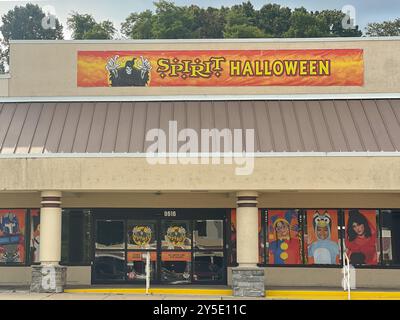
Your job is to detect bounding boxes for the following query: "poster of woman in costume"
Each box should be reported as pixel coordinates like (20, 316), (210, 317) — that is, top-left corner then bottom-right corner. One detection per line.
(306, 210), (340, 265)
(268, 210), (302, 265)
(344, 209), (378, 265)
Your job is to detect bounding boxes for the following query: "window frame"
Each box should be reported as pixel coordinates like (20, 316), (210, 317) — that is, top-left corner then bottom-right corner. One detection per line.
(253, 208), (400, 269)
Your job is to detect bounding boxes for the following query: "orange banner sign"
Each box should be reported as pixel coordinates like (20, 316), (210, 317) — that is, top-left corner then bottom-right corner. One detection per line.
(127, 251), (157, 262)
(77, 49), (363, 87)
(161, 251), (191, 262)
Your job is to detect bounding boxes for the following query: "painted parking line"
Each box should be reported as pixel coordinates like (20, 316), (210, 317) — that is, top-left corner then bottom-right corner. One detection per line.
(64, 288), (400, 299)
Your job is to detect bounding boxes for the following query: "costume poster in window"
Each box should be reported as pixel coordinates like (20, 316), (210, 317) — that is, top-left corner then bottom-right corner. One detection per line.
(306, 210), (340, 265)
(127, 221), (157, 250)
(30, 209), (40, 263)
(344, 209), (378, 265)
(230, 209), (237, 265)
(0, 209), (26, 263)
(268, 210), (302, 265)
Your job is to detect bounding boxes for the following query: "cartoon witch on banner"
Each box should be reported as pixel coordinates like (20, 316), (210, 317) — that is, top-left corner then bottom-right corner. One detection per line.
(268, 210), (302, 265)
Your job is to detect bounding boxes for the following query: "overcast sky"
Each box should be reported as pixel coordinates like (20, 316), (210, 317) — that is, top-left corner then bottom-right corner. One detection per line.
(0, 0), (399, 39)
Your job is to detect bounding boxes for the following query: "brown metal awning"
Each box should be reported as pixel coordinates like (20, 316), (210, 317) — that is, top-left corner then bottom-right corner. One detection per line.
(0, 99), (399, 154)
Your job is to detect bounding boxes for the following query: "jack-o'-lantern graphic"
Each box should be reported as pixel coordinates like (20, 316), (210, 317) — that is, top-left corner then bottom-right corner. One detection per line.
(166, 226), (186, 246)
(132, 226), (152, 247)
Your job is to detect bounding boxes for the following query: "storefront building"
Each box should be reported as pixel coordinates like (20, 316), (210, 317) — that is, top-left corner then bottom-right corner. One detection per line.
(0, 38), (400, 295)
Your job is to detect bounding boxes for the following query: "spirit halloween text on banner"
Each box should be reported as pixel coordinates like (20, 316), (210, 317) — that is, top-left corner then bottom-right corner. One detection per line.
(77, 49), (364, 87)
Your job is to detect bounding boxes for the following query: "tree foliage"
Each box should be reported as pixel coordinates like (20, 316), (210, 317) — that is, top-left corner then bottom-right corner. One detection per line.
(67, 12), (116, 40)
(121, 10), (155, 39)
(0, 3), (63, 72)
(120, 1), (364, 40)
(366, 18), (400, 36)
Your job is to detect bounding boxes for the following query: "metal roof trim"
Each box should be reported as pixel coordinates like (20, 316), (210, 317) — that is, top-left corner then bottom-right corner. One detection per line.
(0, 93), (400, 103)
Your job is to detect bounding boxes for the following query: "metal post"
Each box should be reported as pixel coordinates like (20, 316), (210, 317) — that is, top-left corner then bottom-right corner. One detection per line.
(145, 251), (150, 295)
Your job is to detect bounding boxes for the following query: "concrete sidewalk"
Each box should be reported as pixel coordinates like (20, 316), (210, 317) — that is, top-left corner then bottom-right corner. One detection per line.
(0, 291), (267, 300)
(2, 286), (400, 300)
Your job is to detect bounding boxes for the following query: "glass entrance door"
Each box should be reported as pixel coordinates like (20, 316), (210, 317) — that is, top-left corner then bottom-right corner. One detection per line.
(126, 220), (157, 282)
(92, 210), (227, 285)
(160, 220), (192, 284)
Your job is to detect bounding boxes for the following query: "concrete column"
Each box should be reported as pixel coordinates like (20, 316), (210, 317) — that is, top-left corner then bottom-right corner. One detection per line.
(232, 191), (265, 297)
(236, 191), (259, 268)
(31, 191), (66, 293)
(40, 191), (62, 265)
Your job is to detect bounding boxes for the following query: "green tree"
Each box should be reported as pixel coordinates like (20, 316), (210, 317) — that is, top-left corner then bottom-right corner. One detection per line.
(224, 24), (266, 38)
(316, 10), (362, 37)
(0, 3), (63, 72)
(0, 48), (6, 74)
(284, 8), (327, 38)
(256, 4), (291, 37)
(366, 18), (400, 36)
(67, 12), (116, 40)
(224, 2), (266, 38)
(152, 1), (195, 39)
(121, 10), (155, 39)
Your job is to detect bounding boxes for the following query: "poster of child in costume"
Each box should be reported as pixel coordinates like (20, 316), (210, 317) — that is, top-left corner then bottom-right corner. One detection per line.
(268, 210), (302, 265)
(0, 209), (26, 263)
(306, 210), (340, 265)
(344, 209), (378, 265)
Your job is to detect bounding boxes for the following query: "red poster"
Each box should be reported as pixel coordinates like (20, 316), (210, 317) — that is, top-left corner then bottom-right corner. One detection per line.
(78, 49), (363, 87)
(0, 209), (26, 263)
(306, 210), (340, 265)
(344, 209), (378, 265)
(268, 210), (302, 265)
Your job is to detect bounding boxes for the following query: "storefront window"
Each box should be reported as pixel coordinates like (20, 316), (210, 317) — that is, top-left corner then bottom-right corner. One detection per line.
(94, 251), (125, 281)
(193, 251), (224, 282)
(343, 209), (379, 266)
(194, 220), (223, 250)
(0, 209), (26, 264)
(380, 210), (400, 265)
(304, 210), (341, 265)
(161, 251), (191, 284)
(127, 220), (157, 250)
(126, 251), (157, 281)
(267, 210), (302, 265)
(95, 219), (124, 250)
(61, 209), (92, 264)
(161, 220), (191, 250)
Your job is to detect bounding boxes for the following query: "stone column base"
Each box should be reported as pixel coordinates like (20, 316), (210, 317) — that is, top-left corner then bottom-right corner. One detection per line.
(30, 265), (67, 293)
(232, 267), (265, 297)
